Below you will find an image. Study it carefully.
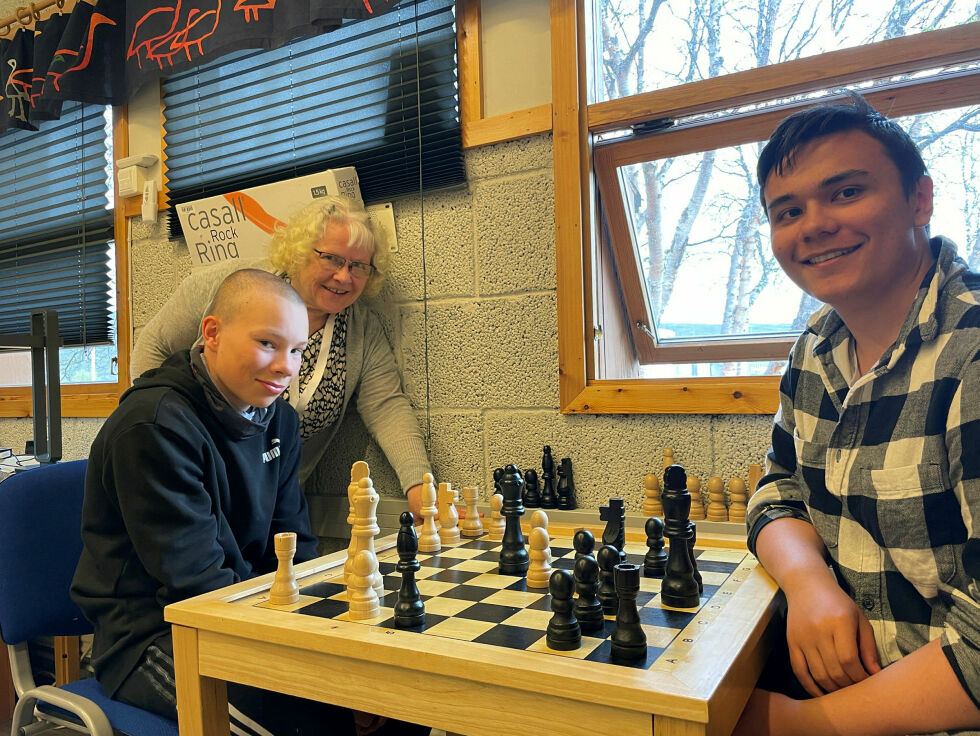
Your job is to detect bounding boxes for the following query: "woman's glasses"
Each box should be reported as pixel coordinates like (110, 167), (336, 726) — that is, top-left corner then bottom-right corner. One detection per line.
(312, 249), (376, 279)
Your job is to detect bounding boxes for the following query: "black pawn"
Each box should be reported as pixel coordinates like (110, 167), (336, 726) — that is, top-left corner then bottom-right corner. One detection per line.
(687, 522), (703, 594)
(644, 517), (667, 578)
(573, 556), (604, 634)
(394, 511), (425, 628)
(493, 466), (504, 495)
(557, 457), (578, 510)
(596, 544), (619, 616)
(523, 468), (540, 508)
(540, 446), (558, 509)
(599, 498), (627, 565)
(660, 464), (700, 609)
(498, 464), (529, 575)
(572, 529), (595, 562)
(546, 569), (581, 650)
(610, 563), (647, 662)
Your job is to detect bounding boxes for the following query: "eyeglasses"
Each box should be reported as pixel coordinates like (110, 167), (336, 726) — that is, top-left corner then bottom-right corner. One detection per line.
(312, 249), (376, 279)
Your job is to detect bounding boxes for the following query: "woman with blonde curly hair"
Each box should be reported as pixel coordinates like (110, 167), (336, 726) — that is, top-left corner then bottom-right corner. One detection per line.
(132, 195), (431, 516)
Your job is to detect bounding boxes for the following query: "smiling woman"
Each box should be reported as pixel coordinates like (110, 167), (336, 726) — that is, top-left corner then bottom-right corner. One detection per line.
(130, 195), (432, 516)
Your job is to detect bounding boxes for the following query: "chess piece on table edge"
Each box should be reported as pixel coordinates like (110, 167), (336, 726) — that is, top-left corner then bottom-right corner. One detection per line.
(269, 531), (299, 606)
(688, 475), (705, 521)
(394, 511), (425, 628)
(728, 477), (748, 523)
(348, 549), (380, 621)
(546, 568), (581, 651)
(642, 472), (663, 518)
(706, 475), (728, 522)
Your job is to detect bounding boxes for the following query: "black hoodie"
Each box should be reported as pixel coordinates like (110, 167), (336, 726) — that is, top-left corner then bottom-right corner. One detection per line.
(71, 349), (318, 696)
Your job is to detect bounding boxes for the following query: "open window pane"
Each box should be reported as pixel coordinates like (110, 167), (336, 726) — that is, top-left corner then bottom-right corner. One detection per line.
(593, 0), (978, 103)
(609, 104), (979, 376)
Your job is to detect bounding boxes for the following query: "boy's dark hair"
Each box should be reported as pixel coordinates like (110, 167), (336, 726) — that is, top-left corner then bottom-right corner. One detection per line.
(757, 91), (927, 212)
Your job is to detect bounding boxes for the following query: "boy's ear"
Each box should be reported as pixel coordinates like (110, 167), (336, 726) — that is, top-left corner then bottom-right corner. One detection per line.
(201, 314), (221, 350)
(911, 175), (934, 228)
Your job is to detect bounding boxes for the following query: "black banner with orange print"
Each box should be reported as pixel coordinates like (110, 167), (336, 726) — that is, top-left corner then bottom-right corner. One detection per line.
(1, 0), (402, 133)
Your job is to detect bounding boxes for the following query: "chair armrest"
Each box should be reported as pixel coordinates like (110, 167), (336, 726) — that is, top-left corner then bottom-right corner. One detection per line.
(11, 684), (113, 736)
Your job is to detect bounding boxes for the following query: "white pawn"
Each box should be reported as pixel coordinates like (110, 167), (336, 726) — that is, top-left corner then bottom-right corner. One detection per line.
(662, 447), (675, 471)
(530, 510), (552, 565)
(438, 482), (461, 544)
(688, 475), (705, 521)
(460, 486), (483, 537)
(488, 493), (505, 541)
(526, 526), (552, 589)
(706, 476), (728, 522)
(642, 473), (663, 517)
(352, 477), (384, 601)
(418, 473), (441, 553)
(347, 549), (380, 621)
(728, 477), (748, 523)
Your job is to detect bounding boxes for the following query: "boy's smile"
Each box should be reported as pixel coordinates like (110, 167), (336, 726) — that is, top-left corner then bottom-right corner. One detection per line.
(763, 129), (934, 323)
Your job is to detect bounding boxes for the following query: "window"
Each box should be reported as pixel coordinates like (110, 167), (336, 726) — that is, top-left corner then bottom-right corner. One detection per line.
(551, 1), (980, 413)
(0, 105), (129, 418)
(161, 0), (464, 236)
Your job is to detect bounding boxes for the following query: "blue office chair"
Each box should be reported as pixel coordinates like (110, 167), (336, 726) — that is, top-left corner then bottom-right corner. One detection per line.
(0, 460), (178, 736)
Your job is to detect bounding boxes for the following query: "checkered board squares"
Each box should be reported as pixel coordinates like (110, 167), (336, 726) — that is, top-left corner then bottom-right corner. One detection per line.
(249, 535), (756, 672)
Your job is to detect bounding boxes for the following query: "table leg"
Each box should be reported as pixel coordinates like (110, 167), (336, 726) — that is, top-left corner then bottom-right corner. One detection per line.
(653, 715), (707, 736)
(172, 624), (230, 736)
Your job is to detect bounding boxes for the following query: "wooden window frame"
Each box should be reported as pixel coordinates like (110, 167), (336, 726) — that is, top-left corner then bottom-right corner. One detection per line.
(553, 0), (980, 414)
(0, 107), (132, 419)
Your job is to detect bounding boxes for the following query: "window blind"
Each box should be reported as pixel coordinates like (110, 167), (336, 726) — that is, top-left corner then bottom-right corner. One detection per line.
(0, 103), (113, 346)
(162, 0), (463, 239)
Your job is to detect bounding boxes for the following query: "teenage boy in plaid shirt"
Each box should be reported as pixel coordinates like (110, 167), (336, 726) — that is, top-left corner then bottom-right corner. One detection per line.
(735, 93), (980, 735)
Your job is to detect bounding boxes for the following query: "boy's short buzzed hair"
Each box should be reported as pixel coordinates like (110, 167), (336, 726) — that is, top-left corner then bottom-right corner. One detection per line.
(208, 269), (305, 323)
(757, 91), (928, 212)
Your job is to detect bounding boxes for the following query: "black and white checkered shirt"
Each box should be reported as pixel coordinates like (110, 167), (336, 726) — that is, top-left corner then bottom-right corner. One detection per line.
(747, 236), (980, 707)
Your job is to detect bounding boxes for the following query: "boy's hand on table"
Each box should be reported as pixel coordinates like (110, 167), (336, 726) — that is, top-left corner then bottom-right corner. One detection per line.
(785, 577), (881, 696)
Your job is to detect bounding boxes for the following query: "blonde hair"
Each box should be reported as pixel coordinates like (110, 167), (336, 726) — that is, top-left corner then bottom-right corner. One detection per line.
(268, 196), (389, 298)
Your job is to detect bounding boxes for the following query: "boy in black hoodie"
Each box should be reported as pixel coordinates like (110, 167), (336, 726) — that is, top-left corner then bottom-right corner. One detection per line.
(72, 269), (424, 735)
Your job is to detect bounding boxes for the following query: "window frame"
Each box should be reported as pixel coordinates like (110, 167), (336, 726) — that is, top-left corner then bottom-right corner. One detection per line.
(553, 0), (980, 415)
(0, 107), (132, 419)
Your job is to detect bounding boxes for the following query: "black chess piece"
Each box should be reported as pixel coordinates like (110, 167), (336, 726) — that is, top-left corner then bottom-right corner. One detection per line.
(572, 555), (604, 634)
(556, 457), (578, 510)
(659, 464), (700, 608)
(523, 468), (541, 508)
(599, 498), (627, 565)
(546, 569), (581, 650)
(498, 464), (529, 575)
(572, 528), (595, 561)
(393, 511), (425, 628)
(596, 544), (619, 616)
(643, 517), (667, 578)
(493, 466), (505, 496)
(687, 521), (703, 594)
(610, 563), (647, 661)
(540, 446), (558, 509)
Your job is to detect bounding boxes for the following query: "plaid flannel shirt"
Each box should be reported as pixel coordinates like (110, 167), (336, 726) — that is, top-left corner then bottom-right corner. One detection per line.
(746, 236), (980, 708)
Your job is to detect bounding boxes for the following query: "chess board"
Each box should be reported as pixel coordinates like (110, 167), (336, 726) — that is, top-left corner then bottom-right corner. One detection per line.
(238, 532), (757, 672)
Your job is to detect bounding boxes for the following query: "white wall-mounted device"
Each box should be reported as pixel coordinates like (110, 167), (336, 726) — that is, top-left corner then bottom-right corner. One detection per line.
(116, 154), (160, 198)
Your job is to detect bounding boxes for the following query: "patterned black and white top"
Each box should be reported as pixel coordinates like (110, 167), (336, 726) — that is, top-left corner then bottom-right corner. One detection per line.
(281, 308), (349, 440)
(747, 237), (980, 707)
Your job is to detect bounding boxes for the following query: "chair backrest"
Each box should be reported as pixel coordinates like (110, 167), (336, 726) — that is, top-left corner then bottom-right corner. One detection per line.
(0, 460), (92, 645)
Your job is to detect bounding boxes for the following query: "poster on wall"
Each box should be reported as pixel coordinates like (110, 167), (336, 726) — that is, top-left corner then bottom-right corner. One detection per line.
(175, 168), (397, 269)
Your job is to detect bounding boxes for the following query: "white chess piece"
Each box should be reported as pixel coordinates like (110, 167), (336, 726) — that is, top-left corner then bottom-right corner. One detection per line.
(460, 486), (483, 537)
(438, 482), (461, 544)
(530, 510), (552, 565)
(347, 549), (380, 621)
(352, 476), (384, 600)
(526, 526), (552, 589)
(488, 493), (505, 542)
(642, 472), (663, 517)
(728, 477), (748, 523)
(345, 461), (370, 586)
(706, 476), (728, 522)
(688, 475), (705, 521)
(418, 473), (441, 552)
